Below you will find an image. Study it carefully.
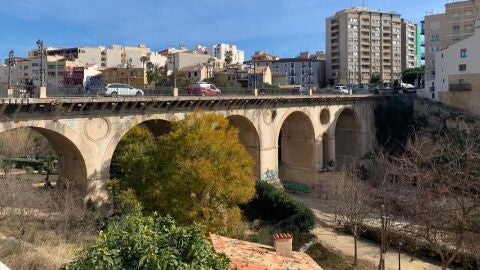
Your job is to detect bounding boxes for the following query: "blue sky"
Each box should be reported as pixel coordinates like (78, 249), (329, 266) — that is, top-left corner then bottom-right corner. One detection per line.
(0, 0), (445, 59)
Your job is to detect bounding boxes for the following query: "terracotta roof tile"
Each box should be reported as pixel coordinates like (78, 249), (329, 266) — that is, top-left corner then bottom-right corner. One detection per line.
(210, 233), (322, 270)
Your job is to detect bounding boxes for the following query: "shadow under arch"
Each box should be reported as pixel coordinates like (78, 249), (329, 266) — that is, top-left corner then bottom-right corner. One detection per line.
(226, 115), (261, 179)
(334, 108), (360, 167)
(107, 118), (172, 178)
(277, 111), (316, 185)
(0, 125), (89, 195)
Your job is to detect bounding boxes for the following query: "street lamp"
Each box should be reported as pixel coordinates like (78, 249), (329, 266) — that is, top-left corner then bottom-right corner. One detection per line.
(398, 240), (404, 270)
(36, 39), (45, 87)
(8, 49), (14, 88)
(127, 58), (132, 85)
(169, 55), (177, 89)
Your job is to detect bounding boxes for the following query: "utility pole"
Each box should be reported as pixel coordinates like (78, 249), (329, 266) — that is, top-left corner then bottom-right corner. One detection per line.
(36, 39), (45, 87)
(7, 49), (14, 89)
(253, 61), (257, 90)
(127, 58), (132, 85)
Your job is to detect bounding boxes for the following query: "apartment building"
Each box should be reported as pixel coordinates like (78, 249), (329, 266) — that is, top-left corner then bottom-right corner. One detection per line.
(208, 43), (245, 64)
(434, 19), (480, 115)
(46, 44), (166, 69)
(251, 53), (326, 87)
(166, 52), (225, 73)
(326, 7), (405, 86)
(401, 19), (421, 71)
(423, 0), (480, 99)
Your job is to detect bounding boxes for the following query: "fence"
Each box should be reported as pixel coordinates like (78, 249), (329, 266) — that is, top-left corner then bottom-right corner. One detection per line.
(0, 84), (36, 98)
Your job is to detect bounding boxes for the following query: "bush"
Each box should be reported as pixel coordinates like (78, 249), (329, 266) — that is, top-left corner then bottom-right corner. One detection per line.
(1, 158), (46, 171)
(62, 209), (229, 270)
(242, 181), (315, 233)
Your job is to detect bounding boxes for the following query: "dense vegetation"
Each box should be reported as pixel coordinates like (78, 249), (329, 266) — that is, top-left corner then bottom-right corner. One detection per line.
(374, 97), (415, 153)
(117, 111), (255, 233)
(62, 209), (229, 270)
(402, 67), (424, 86)
(242, 181), (315, 233)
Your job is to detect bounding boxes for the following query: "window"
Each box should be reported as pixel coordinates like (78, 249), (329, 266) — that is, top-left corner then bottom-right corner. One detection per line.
(459, 64), (467, 72)
(431, 34), (440, 41)
(452, 13), (460, 18)
(460, 49), (467, 58)
(453, 25), (460, 31)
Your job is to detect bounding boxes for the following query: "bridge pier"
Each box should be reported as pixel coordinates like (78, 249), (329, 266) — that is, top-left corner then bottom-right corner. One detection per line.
(259, 146), (279, 181)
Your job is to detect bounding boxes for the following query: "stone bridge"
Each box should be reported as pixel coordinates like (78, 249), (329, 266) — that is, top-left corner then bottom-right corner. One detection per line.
(0, 95), (379, 205)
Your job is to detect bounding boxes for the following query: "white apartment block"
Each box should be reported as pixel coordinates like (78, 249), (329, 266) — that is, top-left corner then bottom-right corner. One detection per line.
(423, 0), (480, 100)
(326, 7), (404, 86)
(44, 44), (166, 69)
(434, 19), (480, 115)
(208, 43), (245, 64)
(401, 19), (419, 71)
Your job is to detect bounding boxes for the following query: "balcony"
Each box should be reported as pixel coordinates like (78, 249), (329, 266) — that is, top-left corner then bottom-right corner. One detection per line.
(449, 83), (472, 91)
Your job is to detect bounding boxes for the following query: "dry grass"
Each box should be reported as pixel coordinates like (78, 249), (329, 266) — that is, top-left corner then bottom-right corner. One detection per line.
(0, 174), (98, 270)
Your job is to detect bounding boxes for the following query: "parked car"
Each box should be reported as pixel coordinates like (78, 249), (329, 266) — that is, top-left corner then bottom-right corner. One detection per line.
(186, 82), (221, 96)
(333, 85), (349, 94)
(291, 85), (308, 95)
(102, 83), (144, 97)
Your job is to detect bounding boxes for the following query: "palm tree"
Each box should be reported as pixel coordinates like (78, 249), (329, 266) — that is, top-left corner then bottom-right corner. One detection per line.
(224, 51), (233, 65)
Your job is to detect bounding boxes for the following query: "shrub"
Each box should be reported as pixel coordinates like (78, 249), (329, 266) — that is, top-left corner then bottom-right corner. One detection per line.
(1, 158), (46, 171)
(61, 210), (229, 270)
(242, 181), (315, 233)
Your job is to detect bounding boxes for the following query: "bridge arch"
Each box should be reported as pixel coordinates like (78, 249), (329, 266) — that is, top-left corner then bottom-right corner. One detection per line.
(0, 122), (90, 196)
(333, 107), (361, 167)
(227, 115), (261, 179)
(104, 116), (175, 179)
(277, 111), (316, 185)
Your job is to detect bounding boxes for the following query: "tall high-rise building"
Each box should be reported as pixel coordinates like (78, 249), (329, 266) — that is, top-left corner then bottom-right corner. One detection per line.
(326, 7), (408, 86)
(423, 0), (480, 99)
(401, 19), (420, 71)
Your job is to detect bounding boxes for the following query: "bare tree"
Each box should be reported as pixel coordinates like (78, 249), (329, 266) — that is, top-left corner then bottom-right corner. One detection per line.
(384, 132), (480, 270)
(333, 166), (372, 268)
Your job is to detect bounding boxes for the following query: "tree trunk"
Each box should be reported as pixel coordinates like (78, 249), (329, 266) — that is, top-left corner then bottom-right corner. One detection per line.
(354, 234), (358, 268)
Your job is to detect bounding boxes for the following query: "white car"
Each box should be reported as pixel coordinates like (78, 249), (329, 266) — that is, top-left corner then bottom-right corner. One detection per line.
(333, 86), (350, 94)
(103, 83), (144, 97)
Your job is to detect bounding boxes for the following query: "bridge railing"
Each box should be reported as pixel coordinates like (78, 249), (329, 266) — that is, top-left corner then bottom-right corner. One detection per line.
(0, 84), (37, 98)
(143, 87), (173, 96)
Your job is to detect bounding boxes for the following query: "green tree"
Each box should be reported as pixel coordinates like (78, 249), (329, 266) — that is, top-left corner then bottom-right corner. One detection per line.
(118, 111), (255, 233)
(206, 73), (241, 88)
(174, 70), (196, 88)
(402, 67), (424, 86)
(110, 125), (155, 179)
(146, 64), (168, 87)
(62, 210), (229, 270)
(369, 74), (382, 85)
(224, 50), (233, 65)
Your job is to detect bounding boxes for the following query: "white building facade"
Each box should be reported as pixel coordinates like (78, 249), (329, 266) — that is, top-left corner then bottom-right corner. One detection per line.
(434, 19), (480, 114)
(208, 43), (245, 64)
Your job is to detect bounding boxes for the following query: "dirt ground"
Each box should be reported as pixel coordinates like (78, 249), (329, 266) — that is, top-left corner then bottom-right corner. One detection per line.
(290, 194), (446, 270)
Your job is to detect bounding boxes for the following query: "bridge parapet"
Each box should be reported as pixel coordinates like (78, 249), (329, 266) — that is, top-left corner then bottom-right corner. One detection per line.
(0, 94), (382, 119)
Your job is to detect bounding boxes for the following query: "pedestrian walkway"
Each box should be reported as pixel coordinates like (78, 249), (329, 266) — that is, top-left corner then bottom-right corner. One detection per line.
(290, 194), (444, 270)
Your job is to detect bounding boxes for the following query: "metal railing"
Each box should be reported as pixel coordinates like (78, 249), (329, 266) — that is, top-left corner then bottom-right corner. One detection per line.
(0, 84), (37, 98)
(0, 84), (383, 99)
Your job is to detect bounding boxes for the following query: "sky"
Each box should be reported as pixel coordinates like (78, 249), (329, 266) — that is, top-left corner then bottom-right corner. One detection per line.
(0, 0), (448, 60)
